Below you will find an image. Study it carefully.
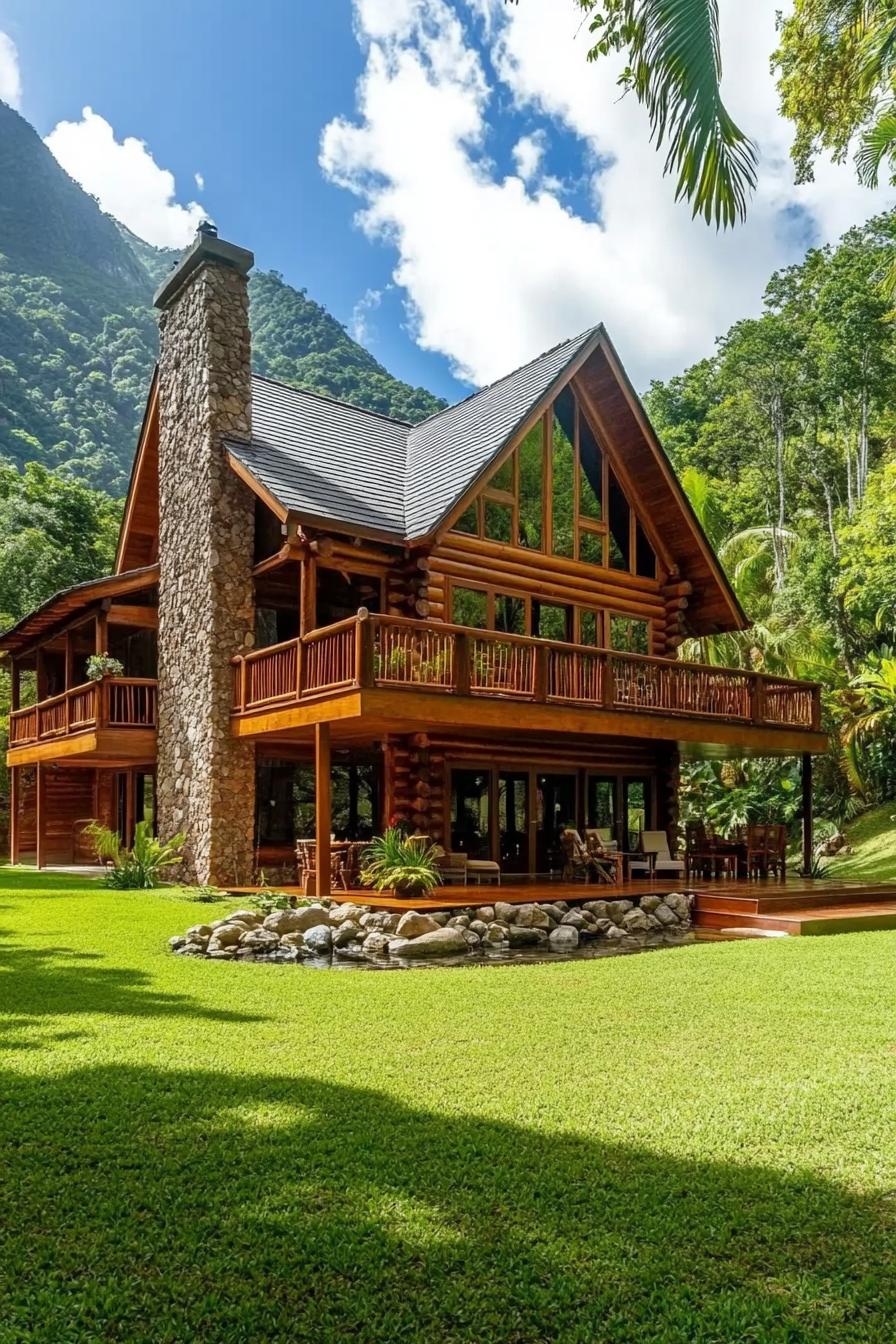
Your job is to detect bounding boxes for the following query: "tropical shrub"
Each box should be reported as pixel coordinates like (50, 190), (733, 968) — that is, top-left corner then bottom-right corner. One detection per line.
(84, 820), (185, 889)
(360, 828), (443, 898)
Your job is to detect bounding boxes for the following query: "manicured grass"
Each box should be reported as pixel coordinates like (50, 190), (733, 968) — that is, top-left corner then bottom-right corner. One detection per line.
(828, 801), (896, 882)
(2, 867), (896, 1341)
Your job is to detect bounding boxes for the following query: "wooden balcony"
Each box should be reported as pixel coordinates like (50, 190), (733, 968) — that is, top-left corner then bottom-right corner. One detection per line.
(6, 678), (158, 766)
(231, 614), (826, 756)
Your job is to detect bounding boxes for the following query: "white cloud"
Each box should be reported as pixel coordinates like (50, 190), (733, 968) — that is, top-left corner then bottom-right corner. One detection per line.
(0, 31), (22, 110)
(512, 130), (546, 183)
(194, 171), (205, 191)
(44, 107), (205, 248)
(350, 285), (385, 343)
(321, 0), (894, 389)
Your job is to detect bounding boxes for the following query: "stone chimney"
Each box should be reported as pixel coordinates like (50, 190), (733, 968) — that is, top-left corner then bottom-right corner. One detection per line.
(153, 224), (256, 885)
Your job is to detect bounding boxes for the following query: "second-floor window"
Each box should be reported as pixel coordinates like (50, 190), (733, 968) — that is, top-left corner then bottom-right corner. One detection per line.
(451, 383), (657, 580)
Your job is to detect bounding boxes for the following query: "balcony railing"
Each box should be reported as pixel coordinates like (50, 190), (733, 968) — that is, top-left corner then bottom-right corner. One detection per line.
(231, 613), (822, 732)
(8, 678), (158, 747)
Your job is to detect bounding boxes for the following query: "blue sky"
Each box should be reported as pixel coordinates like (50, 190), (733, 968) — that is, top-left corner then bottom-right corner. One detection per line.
(0, 0), (891, 402)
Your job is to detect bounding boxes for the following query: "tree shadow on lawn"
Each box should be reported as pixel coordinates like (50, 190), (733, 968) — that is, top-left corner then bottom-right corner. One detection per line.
(0, 1064), (893, 1343)
(0, 942), (265, 1048)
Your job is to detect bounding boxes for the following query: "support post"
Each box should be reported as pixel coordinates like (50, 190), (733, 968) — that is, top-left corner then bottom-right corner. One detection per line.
(10, 660), (19, 712)
(35, 763), (45, 870)
(300, 556), (316, 636)
(9, 766), (18, 864)
(315, 722), (331, 898)
(801, 752), (814, 877)
(64, 632), (74, 691)
(95, 606), (108, 655)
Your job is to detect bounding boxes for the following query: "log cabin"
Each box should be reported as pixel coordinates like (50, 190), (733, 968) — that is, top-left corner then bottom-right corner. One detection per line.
(1, 225), (827, 888)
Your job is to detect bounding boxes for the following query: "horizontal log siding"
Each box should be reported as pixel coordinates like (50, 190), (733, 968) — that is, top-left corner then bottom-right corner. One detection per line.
(429, 532), (668, 653)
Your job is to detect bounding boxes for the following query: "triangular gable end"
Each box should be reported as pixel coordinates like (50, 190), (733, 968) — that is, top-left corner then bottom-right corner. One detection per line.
(424, 330), (746, 636)
(115, 371), (160, 574)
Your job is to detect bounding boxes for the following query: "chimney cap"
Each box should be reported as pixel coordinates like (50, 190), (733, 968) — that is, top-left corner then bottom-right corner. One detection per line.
(153, 225), (253, 310)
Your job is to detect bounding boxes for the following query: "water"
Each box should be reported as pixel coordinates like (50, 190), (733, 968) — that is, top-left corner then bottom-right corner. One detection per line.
(295, 927), (733, 972)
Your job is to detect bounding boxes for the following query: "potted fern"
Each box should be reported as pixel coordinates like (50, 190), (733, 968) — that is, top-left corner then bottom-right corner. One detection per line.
(360, 828), (443, 899)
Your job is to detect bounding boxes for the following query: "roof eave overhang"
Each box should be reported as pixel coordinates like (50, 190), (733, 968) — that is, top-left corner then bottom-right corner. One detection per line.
(0, 565), (160, 657)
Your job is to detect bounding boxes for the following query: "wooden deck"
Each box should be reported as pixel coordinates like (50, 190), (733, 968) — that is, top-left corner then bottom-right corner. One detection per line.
(236, 874), (896, 936)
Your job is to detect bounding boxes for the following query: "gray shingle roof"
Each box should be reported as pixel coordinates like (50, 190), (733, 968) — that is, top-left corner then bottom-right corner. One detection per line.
(405, 327), (599, 539)
(227, 328), (601, 541)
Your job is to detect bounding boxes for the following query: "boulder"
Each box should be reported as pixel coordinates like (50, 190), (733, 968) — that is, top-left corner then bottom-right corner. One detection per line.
(168, 936), (187, 951)
(362, 931), (391, 956)
(398, 927), (469, 958)
(448, 915), (471, 928)
(621, 907), (649, 933)
(303, 924), (333, 955)
(476, 906), (496, 924)
(361, 910), (399, 931)
(284, 904), (332, 932)
(654, 902), (679, 926)
(396, 911), (442, 939)
(209, 922), (246, 948)
(207, 948), (237, 961)
(462, 929), (482, 948)
(606, 899), (633, 922)
(514, 904), (551, 929)
(494, 901), (517, 925)
(593, 918), (615, 936)
(175, 943), (207, 957)
(187, 923), (214, 940)
(263, 908), (319, 935)
(330, 903), (369, 925)
(484, 924), (509, 945)
(334, 944), (367, 961)
(582, 900), (608, 919)
(280, 932), (306, 951)
(546, 904), (568, 922)
(224, 910), (262, 927)
(561, 910), (587, 930)
(429, 911), (450, 926)
(639, 894), (663, 914)
(549, 925), (580, 949)
(239, 928), (280, 951)
(605, 924), (627, 940)
(268, 946), (299, 963)
(507, 926), (547, 946)
(644, 913), (663, 931)
(469, 920), (488, 937)
(333, 922), (362, 948)
(664, 892), (692, 919)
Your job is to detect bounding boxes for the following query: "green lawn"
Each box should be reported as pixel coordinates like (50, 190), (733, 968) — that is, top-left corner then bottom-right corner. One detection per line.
(2, 868), (896, 1342)
(828, 802), (896, 882)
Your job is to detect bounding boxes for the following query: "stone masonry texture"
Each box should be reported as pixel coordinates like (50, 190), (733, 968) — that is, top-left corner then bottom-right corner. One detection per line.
(156, 257), (256, 885)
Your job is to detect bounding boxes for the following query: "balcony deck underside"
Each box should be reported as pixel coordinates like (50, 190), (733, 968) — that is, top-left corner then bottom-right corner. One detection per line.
(232, 687), (827, 758)
(6, 728), (157, 768)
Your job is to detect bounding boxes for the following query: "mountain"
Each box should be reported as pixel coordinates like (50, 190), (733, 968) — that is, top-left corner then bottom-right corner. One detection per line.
(0, 100), (444, 496)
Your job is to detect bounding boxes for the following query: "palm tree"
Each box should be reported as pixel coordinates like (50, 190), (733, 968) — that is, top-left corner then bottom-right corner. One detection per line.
(840, 653), (896, 795)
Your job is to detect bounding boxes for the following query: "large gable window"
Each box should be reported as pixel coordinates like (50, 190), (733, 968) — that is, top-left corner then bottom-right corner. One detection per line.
(448, 383), (657, 580)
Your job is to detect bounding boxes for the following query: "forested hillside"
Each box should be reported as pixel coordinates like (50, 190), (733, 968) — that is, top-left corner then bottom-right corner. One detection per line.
(0, 99), (442, 499)
(646, 212), (896, 825)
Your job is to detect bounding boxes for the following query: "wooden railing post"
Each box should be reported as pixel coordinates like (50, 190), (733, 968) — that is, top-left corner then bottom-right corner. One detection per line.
(356, 609), (374, 687)
(295, 639), (304, 702)
(455, 632), (470, 696)
(238, 657), (248, 712)
(534, 644), (548, 702)
(601, 651), (614, 708)
(750, 674), (766, 725)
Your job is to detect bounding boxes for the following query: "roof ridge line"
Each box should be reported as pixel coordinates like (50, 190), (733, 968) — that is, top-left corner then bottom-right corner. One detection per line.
(406, 325), (601, 433)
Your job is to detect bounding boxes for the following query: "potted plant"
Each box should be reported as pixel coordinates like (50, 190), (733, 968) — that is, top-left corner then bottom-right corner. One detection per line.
(86, 652), (125, 682)
(359, 828), (444, 899)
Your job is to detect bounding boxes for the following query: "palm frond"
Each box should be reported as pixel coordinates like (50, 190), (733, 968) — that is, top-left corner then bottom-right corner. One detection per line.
(856, 103), (896, 186)
(635, 0), (758, 226)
